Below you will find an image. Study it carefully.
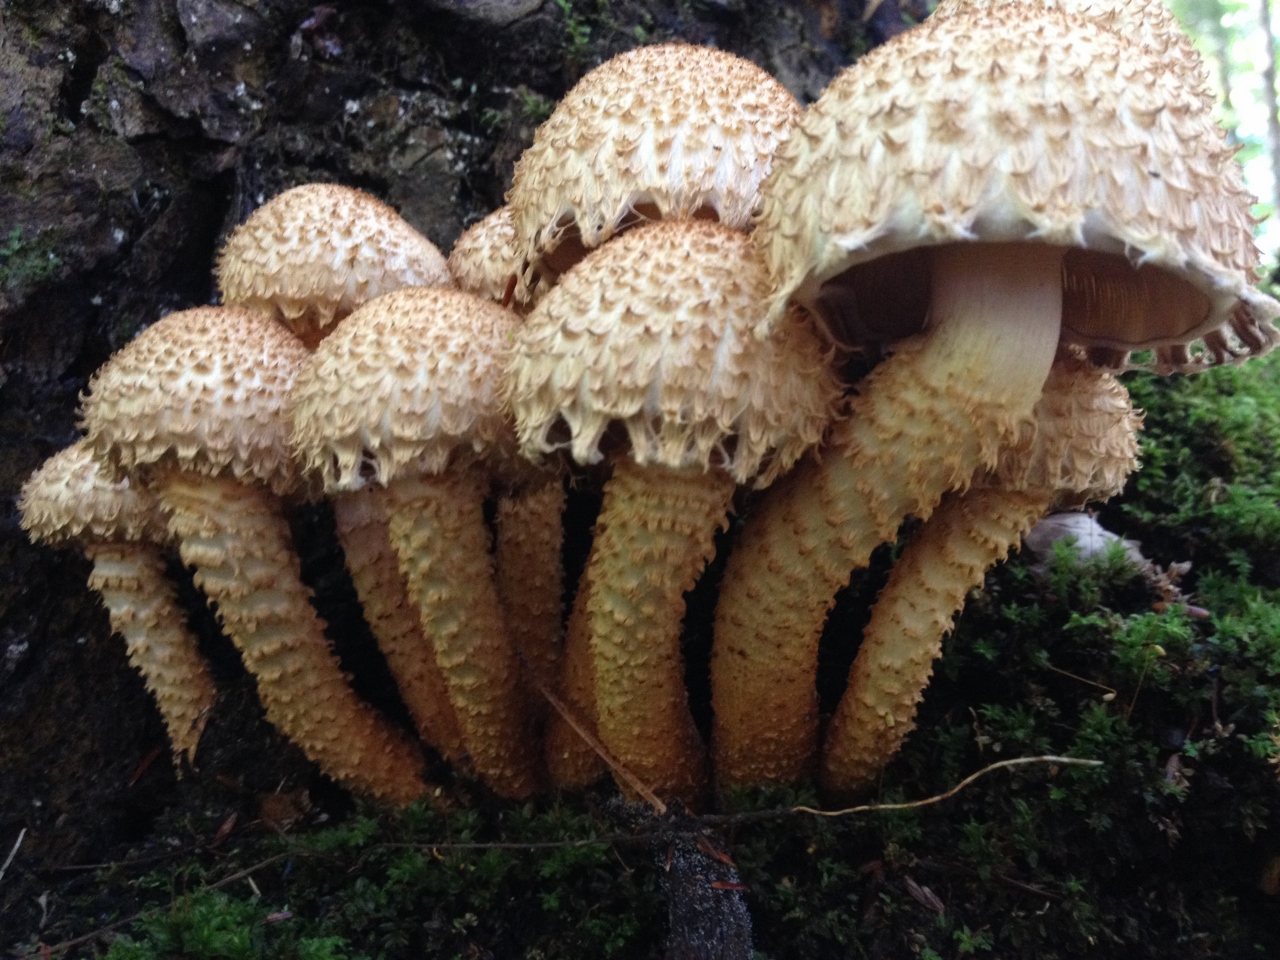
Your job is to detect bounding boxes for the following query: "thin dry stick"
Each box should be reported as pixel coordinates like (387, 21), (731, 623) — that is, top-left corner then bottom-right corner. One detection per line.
(793, 756), (1100, 817)
(533, 674), (668, 815)
(0, 828), (26, 885)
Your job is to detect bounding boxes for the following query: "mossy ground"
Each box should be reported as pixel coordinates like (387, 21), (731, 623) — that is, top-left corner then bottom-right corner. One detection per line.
(3, 358), (1279, 959)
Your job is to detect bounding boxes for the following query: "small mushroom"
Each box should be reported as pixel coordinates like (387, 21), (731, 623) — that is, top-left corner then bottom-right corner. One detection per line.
(821, 352), (1141, 797)
(20, 440), (218, 767)
(290, 286), (542, 799)
(217, 183), (452, 348)
(507, 43), (800, 303)
(711, 5), (1280, 788)
(81, 305), (428, 806)
(510, 220), (840, 803)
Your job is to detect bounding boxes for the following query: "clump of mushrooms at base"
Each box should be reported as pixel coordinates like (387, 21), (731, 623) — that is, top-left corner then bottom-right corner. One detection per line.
(18, 15), (1280, 812)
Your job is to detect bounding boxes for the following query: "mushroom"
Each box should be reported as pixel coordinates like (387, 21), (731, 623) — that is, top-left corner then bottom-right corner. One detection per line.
(449, 206), (567, 710)
(821, 352), (1141, 797)
(217, 183), (452, 348)
(290, 286), (542, 799)
(218, 182), (467, 767)
(19, 439), (218, 766)
(710, 6), (1280, 789)
(81, 305), (429, 806)
(510, 220), (840, 802)
(507, 43), (800, 303)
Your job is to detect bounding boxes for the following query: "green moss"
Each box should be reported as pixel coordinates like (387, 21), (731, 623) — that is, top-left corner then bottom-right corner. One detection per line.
(0, 226), (62, 293)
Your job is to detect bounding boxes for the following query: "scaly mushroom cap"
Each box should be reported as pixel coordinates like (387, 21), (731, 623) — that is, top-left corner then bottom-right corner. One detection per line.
(290, 286), (519, 492)
(448, 207), (527, 306)
(931, 0), (1214, 108)
(81, 306), (307, 496)
(217, 184), (452, 345)
(20, 439), (168, 546)
(986, 350), (1141, 502)
(756, 6), (1278, 370)
(510, 220), (840, 487)
(508, 44), (800, 301)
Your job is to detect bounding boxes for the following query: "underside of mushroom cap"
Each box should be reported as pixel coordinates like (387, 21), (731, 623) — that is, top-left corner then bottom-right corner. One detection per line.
(508, 43), (800, 301)
(81, 306), (307, 495)
(755, 6), (1278, 372)
(982, 349), (1141, 502)
(509, 220), (840, 487)
(217, 184), (452, 343)
(20, 439), (168, 545)
(290, 286), (519, 492)
(448, 207), (529, 307)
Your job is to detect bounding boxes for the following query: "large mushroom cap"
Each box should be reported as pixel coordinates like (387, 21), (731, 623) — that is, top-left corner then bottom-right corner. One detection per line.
(81, 306), (307, 495)
(217, 184), (452, 345)
(756, 6), (1278, 371)
(508, 43), (800, 300)
(290, 286), (519, 492)
(448, 207), (525, 306)
(510, 219), (840, 487)
(931, 0), (1214, 107)
(20, 439), (168, 545)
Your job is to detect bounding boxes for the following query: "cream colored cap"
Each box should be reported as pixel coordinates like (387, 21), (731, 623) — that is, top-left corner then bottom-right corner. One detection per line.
(290, 286), (519, 492)
(217, 184), (452, 345)
(755, 7), (1278, 372)
(81, 306), (307, 495)
(20, 439), (168, 546)
(509, 220), (840, 487)
(447, 207), (527, 307)
(985, 351), (1140, 502)
(508, 44), (800, 301)
(931, 0), (1213, 108)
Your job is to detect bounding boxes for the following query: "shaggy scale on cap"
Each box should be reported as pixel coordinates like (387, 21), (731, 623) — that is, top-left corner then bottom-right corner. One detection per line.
(290, 287), (518, 492)
(510, 220), (838, 488)
(82, 306), (306, 496)
(931, 0), (1214, 108)
(755, 6), (1278, 370)
(217, 184), (452, 347)
(448, 207), (525, 306)
(20, 439), (167, 546)
(508, 43), (800, 301)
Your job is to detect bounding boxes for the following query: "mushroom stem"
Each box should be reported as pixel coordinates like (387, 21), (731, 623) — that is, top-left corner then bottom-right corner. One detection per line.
(331, 490), (469, 765)
(711, 242), (1064, 789)
(494, 481), (566, 698)
(157, 471), (428, 806)
(84, 540), (217, 766)
(542, 555), (606, 788)
(820, 488), (1048, 798)
(385, 470), (542, 799)
(543, 557), (608, 789)
(588, 460), (733, 804)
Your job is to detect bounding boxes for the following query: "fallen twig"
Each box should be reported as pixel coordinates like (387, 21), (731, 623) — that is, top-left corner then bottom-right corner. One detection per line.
(0, 828), (26, 885)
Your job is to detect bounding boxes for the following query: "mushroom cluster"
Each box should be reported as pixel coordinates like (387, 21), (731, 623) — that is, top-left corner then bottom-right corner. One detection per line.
(21, 17), (1279, 810)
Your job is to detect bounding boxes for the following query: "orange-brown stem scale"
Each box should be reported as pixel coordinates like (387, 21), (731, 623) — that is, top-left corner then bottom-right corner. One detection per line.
(588, 460), (733, 805)
(331, 490), (468, 765)
(543, 557), (608, 789)
(84, 540), (217, 765)
(495, 481), (566, 697)
(158, 472), (428, 806)
(711, 243), (1063, 790)
(386, 471), (542, 799)
(821, 488), (1049, 798)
